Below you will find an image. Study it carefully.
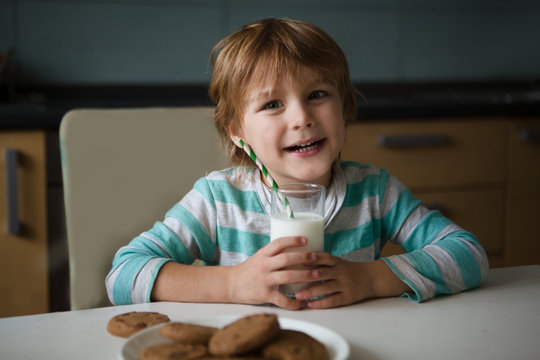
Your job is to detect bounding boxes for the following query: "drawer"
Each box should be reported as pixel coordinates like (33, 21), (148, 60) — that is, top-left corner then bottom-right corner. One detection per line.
(342, 119), (507, 190)
(381, 188), (504, 263)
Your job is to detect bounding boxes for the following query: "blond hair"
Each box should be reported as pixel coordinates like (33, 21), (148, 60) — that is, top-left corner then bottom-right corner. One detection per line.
(209, 18), (358, 168)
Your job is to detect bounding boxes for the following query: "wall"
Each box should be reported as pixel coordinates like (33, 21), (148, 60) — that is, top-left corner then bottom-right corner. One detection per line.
(1, 0), (540, 85)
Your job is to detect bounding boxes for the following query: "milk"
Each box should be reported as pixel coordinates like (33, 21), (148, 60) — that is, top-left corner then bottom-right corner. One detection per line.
(270, 212), (324, 294)
(270, 212), (324, 251)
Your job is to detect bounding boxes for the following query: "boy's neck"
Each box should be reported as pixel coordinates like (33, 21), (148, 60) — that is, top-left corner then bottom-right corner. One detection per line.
(259, 166), (336, 188)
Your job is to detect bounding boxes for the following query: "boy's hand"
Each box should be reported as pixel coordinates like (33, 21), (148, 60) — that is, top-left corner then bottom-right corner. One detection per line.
(228, 236), (318, 310)
(293, 253), (412, 309)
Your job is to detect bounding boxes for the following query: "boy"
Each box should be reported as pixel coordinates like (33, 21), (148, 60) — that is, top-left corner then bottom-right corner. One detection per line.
(106, 18), (488, 310)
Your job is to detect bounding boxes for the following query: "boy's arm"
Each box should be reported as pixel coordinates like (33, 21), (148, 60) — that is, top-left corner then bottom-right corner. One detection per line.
(297, 168), (488, 307)
(151, 236), (317, 310)
(105, 180), (216, 306)
(150, 261), (233, 303)
(150, 254), (410, 308)
(378, 171), (489, 302)
(362, 259), (412, 298)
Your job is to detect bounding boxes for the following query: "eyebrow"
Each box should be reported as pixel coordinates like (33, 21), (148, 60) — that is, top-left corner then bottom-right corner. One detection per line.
(246, 76), (334, 104)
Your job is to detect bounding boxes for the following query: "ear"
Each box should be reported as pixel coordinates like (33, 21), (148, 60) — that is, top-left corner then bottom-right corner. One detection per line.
(229, 134), (242, 148)
(228, 125), (244, 148)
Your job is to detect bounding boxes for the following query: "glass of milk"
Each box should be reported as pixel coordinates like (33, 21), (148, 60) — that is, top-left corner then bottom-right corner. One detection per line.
(270, 183), (325, 297)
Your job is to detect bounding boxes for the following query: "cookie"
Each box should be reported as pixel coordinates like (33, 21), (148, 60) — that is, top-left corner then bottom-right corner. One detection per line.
(195, 356), (264, 360)
(139, 343), (207, 360)
(208, 313), (280, 356)
(106, 311), (170, 338)
(262, 329), (329, 360)
(160, 322), (218, 345)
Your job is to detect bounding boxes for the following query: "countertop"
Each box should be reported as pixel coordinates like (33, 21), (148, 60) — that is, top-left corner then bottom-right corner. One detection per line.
(1, 265), (539, 360)
(1, 81), (540, 130)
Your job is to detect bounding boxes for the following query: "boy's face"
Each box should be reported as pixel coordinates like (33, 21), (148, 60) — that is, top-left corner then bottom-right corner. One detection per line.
(234, 67), (345, 187)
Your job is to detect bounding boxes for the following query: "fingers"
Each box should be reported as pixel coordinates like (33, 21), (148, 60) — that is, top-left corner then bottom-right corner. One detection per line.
(308, 251), (336, 266)
(264, 236), (308, 256)
(271, 293), (307, 310)
(306, 292), (345, 309)
(270, 251), (317, 271)
(270, 267), (320, 287)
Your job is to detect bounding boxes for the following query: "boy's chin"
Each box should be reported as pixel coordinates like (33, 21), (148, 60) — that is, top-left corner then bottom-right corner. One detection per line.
(284, 170), (332, 186)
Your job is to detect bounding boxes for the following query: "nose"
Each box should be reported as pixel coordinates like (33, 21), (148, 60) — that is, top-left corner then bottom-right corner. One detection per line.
(288, 101), (313, 130)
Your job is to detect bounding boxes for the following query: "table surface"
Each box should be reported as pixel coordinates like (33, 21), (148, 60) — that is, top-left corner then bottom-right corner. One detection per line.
(1, 265), (539, 360)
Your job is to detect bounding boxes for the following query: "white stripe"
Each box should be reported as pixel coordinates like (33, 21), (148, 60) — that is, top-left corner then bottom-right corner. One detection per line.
(131, 258), (166, 303)
(215, 201), (269, 235)
(387, 254), (435, 300)
(339, 244), (375, 262)
(105, 260), (125, 305)
(423, 244), (465, 293)
(431, 223), (465, 244)
(389, 204), (430, 245)
(341, 163), (381, 183)
(218, 249), (250, 265)
(381, 175), (406, 218)
(326, 195), (380, 233)
(179, 190), (217, 243)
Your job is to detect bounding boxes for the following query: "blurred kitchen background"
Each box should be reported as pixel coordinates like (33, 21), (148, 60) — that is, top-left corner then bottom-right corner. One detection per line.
(1, 0), (539, 316)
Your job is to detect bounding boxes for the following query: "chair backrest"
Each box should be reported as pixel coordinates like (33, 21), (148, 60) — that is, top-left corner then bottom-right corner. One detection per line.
(60, 107), (228, 310)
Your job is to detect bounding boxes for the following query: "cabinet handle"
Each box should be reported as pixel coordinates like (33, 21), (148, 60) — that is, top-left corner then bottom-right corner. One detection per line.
(520, 129), (540, 143)
(378, 133), (448, 148)
(4, 149), (20, 235)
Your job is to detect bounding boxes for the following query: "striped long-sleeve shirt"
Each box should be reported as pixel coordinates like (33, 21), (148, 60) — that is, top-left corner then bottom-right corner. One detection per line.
(105, 161), (489, 305)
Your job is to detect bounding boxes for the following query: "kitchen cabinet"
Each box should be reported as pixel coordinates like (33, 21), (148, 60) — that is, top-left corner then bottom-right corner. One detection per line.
(505, 119), (540, 266)
(341, 117), (538, 268)
(0, 131), (48, 317)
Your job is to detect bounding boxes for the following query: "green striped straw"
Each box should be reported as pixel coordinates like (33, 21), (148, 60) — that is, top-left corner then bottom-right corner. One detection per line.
(239, 139), (294, 218)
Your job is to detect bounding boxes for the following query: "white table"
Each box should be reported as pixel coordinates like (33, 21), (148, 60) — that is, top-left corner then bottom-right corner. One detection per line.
(1, 265), (539, 360)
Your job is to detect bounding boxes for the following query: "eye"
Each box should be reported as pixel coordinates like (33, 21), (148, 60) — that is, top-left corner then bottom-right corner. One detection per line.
(263, 100), (283, 110)
(309, 90), (328, 100)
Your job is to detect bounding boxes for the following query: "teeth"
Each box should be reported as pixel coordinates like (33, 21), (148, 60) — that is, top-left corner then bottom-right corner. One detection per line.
(292, 141), (317, 152)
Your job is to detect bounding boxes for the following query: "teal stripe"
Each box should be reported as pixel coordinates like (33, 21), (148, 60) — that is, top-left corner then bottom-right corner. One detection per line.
(340, 161), (372, 170)
(434, 234), (483, 289)
(325, 219), (381, 255)
(112, 255), (150, 305)
(403, 250), (452, 296)
(206, 179), (265, 213)
(382, 258), (422, 302)
(402, 211), (453, 252)
(377, 169), (389, 205)
(142, 221), (195, 264)
(145, 258), (170, 302)
(193, 178), (217, 210)
(217, 227), (269, 256)
(342, 175), (381, 207)
(381, 188), (420, 242)
(166, 204), (216, 262)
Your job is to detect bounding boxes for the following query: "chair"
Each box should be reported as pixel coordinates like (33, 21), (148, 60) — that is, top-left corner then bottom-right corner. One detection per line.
(60, 107), (229, 310)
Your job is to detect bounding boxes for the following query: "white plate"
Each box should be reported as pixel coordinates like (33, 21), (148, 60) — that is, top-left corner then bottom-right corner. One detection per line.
(120, 314), (349, 360)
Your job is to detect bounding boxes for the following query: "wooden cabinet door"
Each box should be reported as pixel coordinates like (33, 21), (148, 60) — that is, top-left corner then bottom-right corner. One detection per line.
(506, 119), (540, 266)
(342, 119), (507, 191)
(0, 131), (48, 317)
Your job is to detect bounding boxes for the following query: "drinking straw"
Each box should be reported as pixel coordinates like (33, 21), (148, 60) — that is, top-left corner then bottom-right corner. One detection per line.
(238, 139), (294, 218)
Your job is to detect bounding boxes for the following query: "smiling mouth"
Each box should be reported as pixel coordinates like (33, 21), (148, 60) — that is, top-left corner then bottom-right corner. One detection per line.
(284, 139), (325, 152)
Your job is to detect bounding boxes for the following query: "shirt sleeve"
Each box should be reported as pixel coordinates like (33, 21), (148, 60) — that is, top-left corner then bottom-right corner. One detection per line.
(105, 177), (218, 305)
(378, 169), (489, 302)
